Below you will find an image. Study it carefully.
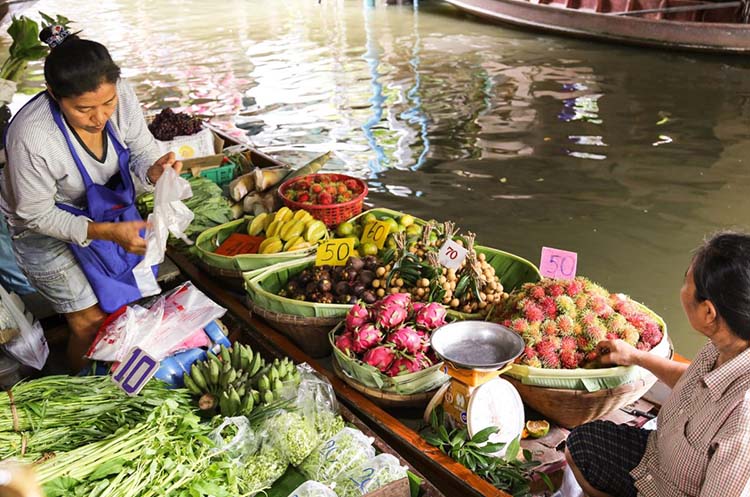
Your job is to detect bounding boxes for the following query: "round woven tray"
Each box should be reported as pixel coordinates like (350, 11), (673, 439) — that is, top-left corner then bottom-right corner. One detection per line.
(332, 359), (438, 409)
(246, 297), (340, 358)
(196, 259), (245, 292)
(505, 374), (658, 429)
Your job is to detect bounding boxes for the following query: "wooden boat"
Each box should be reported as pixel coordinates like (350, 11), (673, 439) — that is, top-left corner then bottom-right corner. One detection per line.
(442, 0), (750, 53)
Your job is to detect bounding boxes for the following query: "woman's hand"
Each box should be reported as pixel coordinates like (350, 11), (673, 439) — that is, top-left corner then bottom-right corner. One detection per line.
(146, 152), (183, 185)
(88, 221), (148, 255)
(596, 339), (642, 367)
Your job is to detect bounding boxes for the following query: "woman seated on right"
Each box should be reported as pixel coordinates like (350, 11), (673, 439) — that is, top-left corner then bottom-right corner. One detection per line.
(565, 231), (750, 497)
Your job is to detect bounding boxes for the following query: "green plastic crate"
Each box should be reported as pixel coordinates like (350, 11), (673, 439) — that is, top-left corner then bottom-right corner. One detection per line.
(180, 162), (237, 187)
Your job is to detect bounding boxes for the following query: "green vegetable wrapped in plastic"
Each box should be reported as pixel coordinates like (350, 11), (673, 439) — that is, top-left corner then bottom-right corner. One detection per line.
(296, 364), (346, 443)
(299, 428), (376, 485)
(334, 453), (408, 497)
(264, 410), (319, 466)
(286, 480), (338, 497)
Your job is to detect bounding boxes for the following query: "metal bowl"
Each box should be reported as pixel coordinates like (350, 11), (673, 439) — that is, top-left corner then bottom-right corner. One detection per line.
(431, 321), (525, 371)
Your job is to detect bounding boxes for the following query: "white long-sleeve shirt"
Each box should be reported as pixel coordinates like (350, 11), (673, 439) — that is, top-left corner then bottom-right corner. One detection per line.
(0, 78), (160, 246)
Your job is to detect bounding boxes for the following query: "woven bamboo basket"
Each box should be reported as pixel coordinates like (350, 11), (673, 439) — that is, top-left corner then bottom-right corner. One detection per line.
(332, 359), (439, 409)
(506, 374), (657, 429)
(246, 297), (340, 358)
(196, 258), (245, 291)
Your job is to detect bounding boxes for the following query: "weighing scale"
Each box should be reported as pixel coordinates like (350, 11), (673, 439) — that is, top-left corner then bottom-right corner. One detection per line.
(425, 321), (526, 457)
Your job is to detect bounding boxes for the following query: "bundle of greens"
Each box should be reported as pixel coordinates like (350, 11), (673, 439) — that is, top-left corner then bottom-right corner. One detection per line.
(420, 406), (551, 497)
(0, 376), (190, 460)
(0, 13), (72, 84)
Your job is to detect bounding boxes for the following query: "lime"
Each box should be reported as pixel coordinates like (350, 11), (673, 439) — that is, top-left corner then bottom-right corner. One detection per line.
(362, 212), (377, 225)
(382, 217), (399, 234)
(525, 420), (550, 439)
(405, 224), (422, 237)
(336, 221), (355, 237)
(399, 214), (415, 227)
(361, 242), (379, 256)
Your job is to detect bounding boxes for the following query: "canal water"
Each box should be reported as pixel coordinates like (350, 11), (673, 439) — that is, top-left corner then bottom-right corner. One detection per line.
(9, 0), (750, 358)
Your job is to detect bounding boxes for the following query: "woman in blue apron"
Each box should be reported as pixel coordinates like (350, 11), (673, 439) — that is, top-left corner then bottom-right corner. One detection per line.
(0, 26), (182, 371)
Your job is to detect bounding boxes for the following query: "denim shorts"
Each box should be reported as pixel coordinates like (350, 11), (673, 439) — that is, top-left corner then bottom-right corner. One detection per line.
(11, 231), (97, 314)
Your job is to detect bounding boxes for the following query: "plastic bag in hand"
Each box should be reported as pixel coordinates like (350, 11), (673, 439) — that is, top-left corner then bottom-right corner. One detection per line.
(0, 284), (48, 370)
(133, 167), (194, 297)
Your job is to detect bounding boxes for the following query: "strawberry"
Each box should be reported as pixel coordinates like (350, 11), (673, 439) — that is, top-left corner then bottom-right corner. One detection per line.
(298, 192), (310, 203)
(344, 179), (358, 191)
(325, 185), (337, 195)
(311, 184), (323, 193)
(337, 183), (348, 194)
(318, 192), (334, 205)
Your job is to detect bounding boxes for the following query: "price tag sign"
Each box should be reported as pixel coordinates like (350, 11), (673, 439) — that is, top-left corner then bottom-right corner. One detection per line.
(112, 347), (159, 396)
(438, 239), (468, 270)
(316, 238), (355, 266)
(539, 246), (578, 280)
(360, 220), (390, 249)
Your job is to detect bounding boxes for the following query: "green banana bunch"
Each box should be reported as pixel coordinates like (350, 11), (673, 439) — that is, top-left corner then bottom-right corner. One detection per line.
(182, 343), (300, 417)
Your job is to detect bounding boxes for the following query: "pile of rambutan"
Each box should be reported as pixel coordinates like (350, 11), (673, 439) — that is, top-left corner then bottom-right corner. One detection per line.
(497, 277), (663, 369)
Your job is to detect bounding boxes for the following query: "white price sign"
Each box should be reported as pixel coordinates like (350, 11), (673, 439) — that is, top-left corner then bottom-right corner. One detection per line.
(112, 347), (159, 396)
(438, 239), (468, 270)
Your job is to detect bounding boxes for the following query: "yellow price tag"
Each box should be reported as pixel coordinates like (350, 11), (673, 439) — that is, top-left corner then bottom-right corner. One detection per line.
(360, 220), (390, 249)
(316, 238), (356, 266)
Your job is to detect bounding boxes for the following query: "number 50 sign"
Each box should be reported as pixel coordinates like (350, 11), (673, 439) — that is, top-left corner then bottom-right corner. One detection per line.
(539, 246), (578, 280)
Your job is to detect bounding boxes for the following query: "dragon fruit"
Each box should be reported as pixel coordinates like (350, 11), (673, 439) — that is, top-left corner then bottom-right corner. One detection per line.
(376, 303), (408, 331)
(386, 352), (431, 377)
(346, 303), (371, 331)
(363, 345), (397, 372)
(352, 323), (383, 354)
(387, 326), (423, 354)
(414, 302), (447, 330)
(411, 302), (426, 315)
(378, 293), (411, 310)
(335, 332), (355, 355)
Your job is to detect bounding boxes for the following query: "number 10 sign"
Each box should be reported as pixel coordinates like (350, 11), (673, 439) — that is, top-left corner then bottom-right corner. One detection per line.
(539, 246), (578, 280)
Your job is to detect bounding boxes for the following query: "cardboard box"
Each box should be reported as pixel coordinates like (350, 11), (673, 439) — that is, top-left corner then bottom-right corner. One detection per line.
(156, 127), (224, 163)
(366, 477), (410, 497)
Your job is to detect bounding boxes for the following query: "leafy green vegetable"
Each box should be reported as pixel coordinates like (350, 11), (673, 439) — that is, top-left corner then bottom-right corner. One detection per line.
(0, 13), (73, 83)
(264, 411), (319, 466)
(298, 427), (376, 485)
(420, 406), (549, 497)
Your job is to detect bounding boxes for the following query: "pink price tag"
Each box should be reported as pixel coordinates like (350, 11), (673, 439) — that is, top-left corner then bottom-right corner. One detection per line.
(539, 246), (578, 280)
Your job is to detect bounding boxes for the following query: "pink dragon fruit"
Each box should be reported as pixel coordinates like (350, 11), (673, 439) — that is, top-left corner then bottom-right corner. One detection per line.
(351, 323), (383, 354)
(416, 330), (431, 352)
(376, 303), (408, 331)
(378, 293), (411, 310)
(414, 302), (447, 330)
(346, 303), (371, 331)
(386, 352), (431, 377)
(411, 302), (426, 314)
(363, 345), (397, 372)
(335, 332), (355, 355)
(387, 326), (423, 354)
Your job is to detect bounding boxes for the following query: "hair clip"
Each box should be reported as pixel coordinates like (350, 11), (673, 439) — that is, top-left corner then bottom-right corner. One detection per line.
(43, 25), (71, 48)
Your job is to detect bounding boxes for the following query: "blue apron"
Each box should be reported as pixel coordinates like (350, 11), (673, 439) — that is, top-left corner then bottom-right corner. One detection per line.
(5, 91), (155, 313)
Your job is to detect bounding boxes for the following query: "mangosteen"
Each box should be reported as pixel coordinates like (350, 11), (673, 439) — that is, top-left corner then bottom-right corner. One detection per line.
(294, 294), (307, 301)
(345, 268), (358, 282)
(362, 290), (377, 304)
(332, 266), (345, 279)
(348, 295), (359, 304)
(359, 270), (375, 286)
(286, 280), (300, 294)
(334, 280), (350, 296)
(298, 270), (312, 284)
(318, 278), (332, 293)
(363, 256), (378, 270)
(319, 292), (335, 304)
(305, 282), (317, 295)
(309, 291), (322, 302)
(353, 283), (366, 296)
(347, 257), (365, 271)
(338, 294), (351, 304)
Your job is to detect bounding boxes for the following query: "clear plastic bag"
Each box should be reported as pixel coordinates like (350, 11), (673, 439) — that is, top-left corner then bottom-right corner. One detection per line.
(0, 285), (48, 370)
(287, 480), (338, 497)
(264, 410), (319, 466)
(334, 454), (408, 497)
(296, 364), (345, 443)
(298, 427), (376, 485)
(209, 416), (261, 462)
(133, 166), (194, 297)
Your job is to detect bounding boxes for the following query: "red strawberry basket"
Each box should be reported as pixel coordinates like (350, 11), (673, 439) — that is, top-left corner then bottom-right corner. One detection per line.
(278, 173), (368, 226)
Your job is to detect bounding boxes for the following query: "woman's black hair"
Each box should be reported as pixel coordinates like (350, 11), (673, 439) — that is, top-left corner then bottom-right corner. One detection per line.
(40, 26), (120, 99)
(691, 231), (750, 340)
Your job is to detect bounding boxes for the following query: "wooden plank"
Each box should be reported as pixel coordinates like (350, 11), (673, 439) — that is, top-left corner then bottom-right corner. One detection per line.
(167, 248), (511, 497)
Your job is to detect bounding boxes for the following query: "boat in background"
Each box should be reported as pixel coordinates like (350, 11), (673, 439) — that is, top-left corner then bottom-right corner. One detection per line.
(442, 0), (750, 53)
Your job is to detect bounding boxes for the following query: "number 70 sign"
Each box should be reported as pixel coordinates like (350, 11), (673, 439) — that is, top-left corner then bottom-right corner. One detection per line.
(539, 246), (578, 280)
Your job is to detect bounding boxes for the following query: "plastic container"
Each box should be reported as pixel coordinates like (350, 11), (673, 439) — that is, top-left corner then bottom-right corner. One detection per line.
(278, 173), (368, 226)
(0, 351), (21, 389)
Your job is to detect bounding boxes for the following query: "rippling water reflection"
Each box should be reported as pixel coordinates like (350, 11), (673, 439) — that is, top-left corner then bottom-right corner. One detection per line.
(7, 0), (750, 356)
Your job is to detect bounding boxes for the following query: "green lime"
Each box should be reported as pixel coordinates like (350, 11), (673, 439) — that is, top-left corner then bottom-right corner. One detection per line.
(361, 242), (379, 256)
(362, 213), (378, 226)
(336, 221), (354, 237)
(406, 224), (422, 237)
(382, 218), (399, 234)
(525, 420), (550, 439)
(399, 214), (415, 227)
